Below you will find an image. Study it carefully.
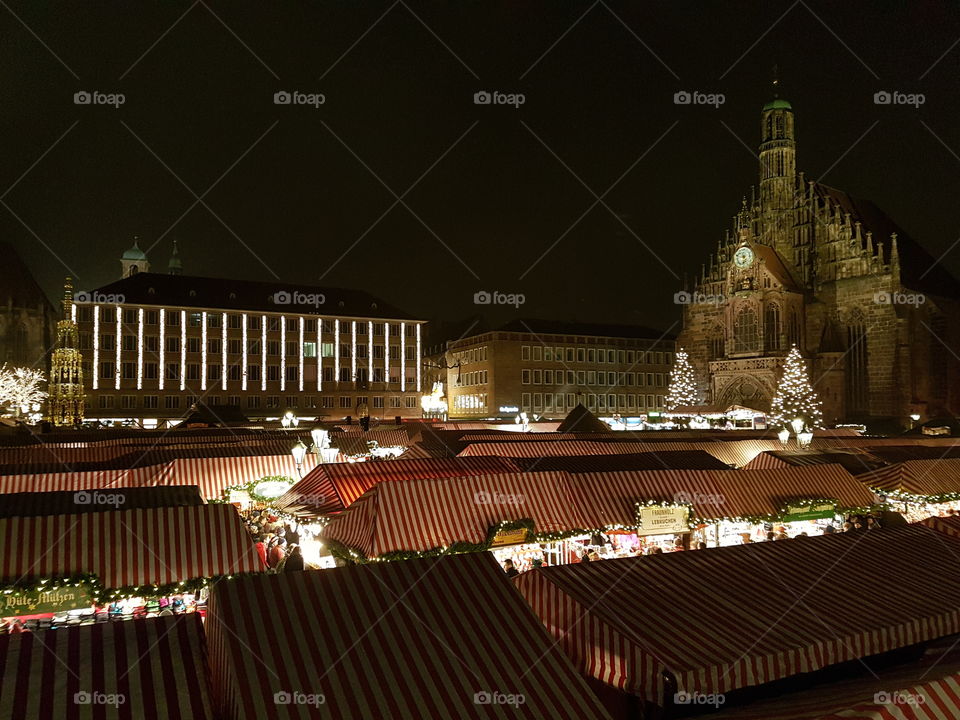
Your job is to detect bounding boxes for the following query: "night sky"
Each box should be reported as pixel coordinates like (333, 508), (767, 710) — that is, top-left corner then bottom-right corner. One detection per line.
(3, 1), (960, 334)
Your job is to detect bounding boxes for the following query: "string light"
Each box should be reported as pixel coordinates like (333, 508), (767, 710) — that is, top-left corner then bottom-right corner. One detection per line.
(159, 308), (165, 390)
(334, 319), (340, 384)
(384, 322), (390, 383)
(92, 305), (100, 390)
(136, 308), (144, 390)
(201, 311), (207, 391)
(665, 347), (698, 411)
(280, 315), (286, 392)
(114, 305), (121, 390)
(242, 313), (248, 391)
(368, 320), (373, 385)
(351, 320), (357, 382)
(300, 317), (305, 392)
(179, 311), (186, 391)
(770, 345), (824, 429)
(416, 323), (422, 392)
(317, 318), (322, 392)
(261, 315), (267, 392)
(222, 312), (227, 391)
(401, 322), (406, 392)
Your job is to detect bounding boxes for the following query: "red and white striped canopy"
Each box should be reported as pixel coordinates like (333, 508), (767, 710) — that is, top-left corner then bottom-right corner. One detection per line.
(0, 614), (214, 720)
(0, 504), (264, 589)
(321, 471), (591, 558)
(917, 514), (960, 538)
(274, 456), (520, 517)
(0, 464), (171, 495)
(812, 675), (960, 719)
(574, 465), (873, 525)
(858, 459), (960, 498)
(205, 553), (610, 719)
(510, 451), (731, 473)
(514, 525), (960, 707)
(157, 454), (318, 500)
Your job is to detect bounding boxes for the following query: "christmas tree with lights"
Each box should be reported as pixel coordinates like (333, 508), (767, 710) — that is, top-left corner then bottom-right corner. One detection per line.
(665, 348), (699, 411)
(769, 345), (823, 428)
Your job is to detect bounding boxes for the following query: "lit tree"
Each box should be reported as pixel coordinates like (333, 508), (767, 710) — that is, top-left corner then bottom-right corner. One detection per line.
(665, 348), (699, 411)
(0, 365), (48, 418)
(769, 346), (823, 428)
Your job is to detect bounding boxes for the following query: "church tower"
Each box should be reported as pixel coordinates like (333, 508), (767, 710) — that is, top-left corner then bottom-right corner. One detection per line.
(48, 278), (85, 426)
(168, 240), (183, 275)
(758, 77), (797, 251)
(120, 238), (150, 278)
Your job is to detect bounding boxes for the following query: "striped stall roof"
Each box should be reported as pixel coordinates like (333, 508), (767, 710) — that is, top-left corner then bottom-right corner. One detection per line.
(573, 465), (873, 525)
(812, 676), (960, 719)
(458, 440), (700, 458)
(0, 614), (214, 720)
(321, 471), (591, 558)
(0, 504), (264, 588)
(740, 451), (793, 470)
(917, 515), (960, 539)
(858, 459), (960, 497)
(274, 456), (520, 517)
(510, 450), (731, 473)
(205, 553), (611, 720)
(0, 464), (171, 495)
(514, 526), (960, 707)
(331, 429), (410, 447)
(156, 454), (319, 499)
(0, 485), (203, 518)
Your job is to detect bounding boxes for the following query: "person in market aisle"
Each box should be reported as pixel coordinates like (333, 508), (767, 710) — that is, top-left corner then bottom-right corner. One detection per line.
(283, 545), (305, 572)
(268, 536), (286, 568)
(866, 515), (882, 530)
(253, 534), (268, 567)
(503, 559), (520, 578)
(579, 551), (591, 563)
(284, 522), (300, 546)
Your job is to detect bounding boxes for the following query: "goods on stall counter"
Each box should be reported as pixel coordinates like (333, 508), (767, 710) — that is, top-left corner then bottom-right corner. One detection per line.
(0, 593), (201, 634)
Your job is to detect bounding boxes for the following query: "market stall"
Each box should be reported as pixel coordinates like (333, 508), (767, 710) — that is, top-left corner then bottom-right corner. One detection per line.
(0, 613), (215, 719)
(205, 553), (610, 720)
(513, 525), (960, 713)
(0, 504), (264, 632)
(858, 459), (960, 521)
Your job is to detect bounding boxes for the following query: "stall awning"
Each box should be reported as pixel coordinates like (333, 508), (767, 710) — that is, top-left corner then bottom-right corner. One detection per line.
(0, 485), (203, 518)
(274, 456), (520, 517)
(321, 471), (591, 559)
(509, 450), (731, 472)
(0, 614), (215, 719)
(514, 525), (960, 706)
(156, 454), (318, 499)
(0, 504), (264, 589)
(858, 459), (960, 499)
(917, 515), (960, 538)
(0, 464), (171, 495)
(206, 553), (610, 720)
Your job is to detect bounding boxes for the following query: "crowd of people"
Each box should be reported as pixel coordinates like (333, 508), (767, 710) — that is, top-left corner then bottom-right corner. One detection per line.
(242, 508), (305, 572)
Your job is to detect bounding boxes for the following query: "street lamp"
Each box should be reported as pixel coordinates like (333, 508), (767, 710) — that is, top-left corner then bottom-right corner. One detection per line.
(797, 430), (813, 448)
(790, 418), (805, 436)
(291, 440), (308, 477)
(777, 427), (790, 447)
(310, 427), (329, 451)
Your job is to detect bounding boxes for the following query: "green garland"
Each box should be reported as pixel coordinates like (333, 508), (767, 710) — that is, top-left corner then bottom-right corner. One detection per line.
(0, 572), (262, 606)
(213, 475), (297, 505)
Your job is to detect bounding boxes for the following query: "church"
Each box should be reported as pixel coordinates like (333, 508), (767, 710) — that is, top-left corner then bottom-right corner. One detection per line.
(677, 89), (960, 428)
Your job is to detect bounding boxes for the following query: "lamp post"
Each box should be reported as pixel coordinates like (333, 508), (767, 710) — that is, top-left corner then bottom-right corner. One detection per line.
(291, 440), (308, 477)
(310, 427), (329, 452)
(797, 429), (813, 448)
(777, 427), (790, 447)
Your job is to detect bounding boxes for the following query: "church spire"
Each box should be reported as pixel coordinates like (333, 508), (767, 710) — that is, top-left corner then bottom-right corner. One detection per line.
(168, 240), (183, 275)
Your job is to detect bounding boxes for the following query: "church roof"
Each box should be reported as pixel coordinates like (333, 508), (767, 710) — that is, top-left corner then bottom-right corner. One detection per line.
(0, 242), (54, 312)
(89, 272), (418, 320)
(814, 184), (960, 298)
(556, 403), (611, 433)
(752, 243), (799, 290)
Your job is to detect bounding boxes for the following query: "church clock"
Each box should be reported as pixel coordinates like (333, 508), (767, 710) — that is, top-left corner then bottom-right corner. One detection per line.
(733, 245), (754, 269)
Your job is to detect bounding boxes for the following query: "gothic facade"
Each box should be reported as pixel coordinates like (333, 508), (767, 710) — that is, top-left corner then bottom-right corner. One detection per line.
(677, 94), (960, 427)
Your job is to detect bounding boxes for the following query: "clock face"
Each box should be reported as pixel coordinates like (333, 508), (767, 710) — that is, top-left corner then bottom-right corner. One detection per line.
(733, 246), (754, 269)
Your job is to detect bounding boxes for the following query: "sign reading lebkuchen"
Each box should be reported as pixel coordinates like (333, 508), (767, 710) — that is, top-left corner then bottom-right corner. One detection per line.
(637, 506), (689, 536)
(490, 526), (531, 548)
(3, 583), (95, 616)
(782, 502), (837, 522)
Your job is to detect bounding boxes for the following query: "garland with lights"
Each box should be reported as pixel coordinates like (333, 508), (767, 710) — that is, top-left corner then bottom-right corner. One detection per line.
(0, 571), (264, 606)
(211, 475), (297, 505)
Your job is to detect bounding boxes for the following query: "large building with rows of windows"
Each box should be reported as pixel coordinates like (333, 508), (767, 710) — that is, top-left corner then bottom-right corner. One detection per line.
(443, 320), (675, 421)
(73, 258), (425, 425)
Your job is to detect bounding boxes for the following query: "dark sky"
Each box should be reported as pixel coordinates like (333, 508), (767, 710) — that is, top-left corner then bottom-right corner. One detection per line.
(3, 1), (960, 334)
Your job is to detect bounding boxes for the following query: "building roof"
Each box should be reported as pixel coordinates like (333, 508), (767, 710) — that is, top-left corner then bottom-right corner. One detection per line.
(556, 403), (611, 433)
(90, 272), (419, 319)
(762, 97), (792, 111)
(121, 240), (148, 260)
(814, 183), (960, 298)
(0, 242), (54, 312)
(497, 318), (674, 341)
(752, 242), (799, 290)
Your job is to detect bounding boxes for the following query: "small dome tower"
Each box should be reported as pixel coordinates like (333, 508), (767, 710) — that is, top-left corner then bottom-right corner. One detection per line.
(120, 237), (150, 278)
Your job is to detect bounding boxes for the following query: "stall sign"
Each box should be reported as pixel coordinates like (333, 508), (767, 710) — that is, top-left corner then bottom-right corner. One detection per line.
(3, 583), (94, 617)
(252, 478), (294, 500)
(490, 526), (531, 547)
(782, 502), (836, 522)
(637, 506), (689, 536)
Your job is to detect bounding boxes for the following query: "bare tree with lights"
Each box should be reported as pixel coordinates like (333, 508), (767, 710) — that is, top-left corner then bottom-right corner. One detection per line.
(769, 346), (823, 429)
(0, 365), (48, 418)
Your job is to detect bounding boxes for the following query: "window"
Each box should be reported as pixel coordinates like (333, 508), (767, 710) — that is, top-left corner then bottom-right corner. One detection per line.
(533, 393), (542, 409)
(587, 371), (596, 384)
(323, 367), (334, 382)
(566, 349), (574, 362)
(267, 396), (280, 409)
(121, 395), (137, 409)
(268, 341), (280, 356)
(229, 339), (242, 355)
(268, 366), (281, 382)
(544, 370), (553, 385)
(566, 393), (575, 407)
(555, 393), (564, 410)
(164, 396), (180, 410)
(587, 349), (596, 362)
(597, 349), (605, 364)
(187, 364), (201, 380)
(208, 338), (221, 355)
(122, 335), (136, 352)
(245, 396), (260, 409)
(405, 396), (417, 408)
(304, 342), (317, 358)
(286, 367), (298, 382)
(268, 317), (280, 332)
(144, 363), (158, 380)
(566, 370), (575, 384)
(533, 369), (542, 384)
(229, 315), (241, 329)
(765, 303), (782, 351)
(248, 316), (260, 330)
(143, 396), (158, 409)
(122, 362), (135, 379)
(122, 309), (136, 324)
(101, 334), (115, 351)
(322, 342), (335, 358)
(229, 365), (242, 381)
(521, 392), (531, 410)
(189, 313), (201, 327)
(99, 395), (114, 409)
(532, 346), (542, 361)
(187, 338), (201, 353)
(576, 371), (585, 385)
(165, 363), (179, 380)
(145, 336), (159, 352)
(323, 397), (335, 408)
(373, 396), (384, 409)
(608, 350), (616, 363)
(733, 306), (760, 353)
(207, 365), (221, 381)
(339, 396), (352, 409)
(248, 365), (261, 381)
(338, 368), (350, 382)
(390, 396), (401, 408)
(286, 396), (298, 408)
(544, 348), (553, 362)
